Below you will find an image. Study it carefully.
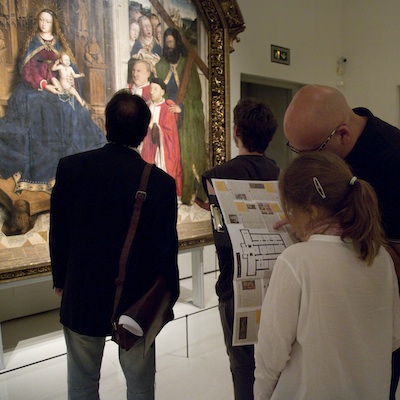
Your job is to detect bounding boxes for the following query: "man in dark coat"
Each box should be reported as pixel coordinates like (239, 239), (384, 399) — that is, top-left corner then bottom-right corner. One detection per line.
(283, 84), (400, 400)
(50, 90), (179, 400)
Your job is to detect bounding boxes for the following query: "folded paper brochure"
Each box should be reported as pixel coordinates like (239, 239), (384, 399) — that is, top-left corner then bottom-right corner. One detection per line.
(118, 315), (144, 336)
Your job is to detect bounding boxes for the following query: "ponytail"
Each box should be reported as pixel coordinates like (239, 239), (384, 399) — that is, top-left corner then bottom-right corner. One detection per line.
(280, 152), (386, 265)
(338, 178), (386, 265)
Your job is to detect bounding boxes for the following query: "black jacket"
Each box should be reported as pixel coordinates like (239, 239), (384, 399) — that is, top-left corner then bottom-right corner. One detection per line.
(50, 143), (179, 336)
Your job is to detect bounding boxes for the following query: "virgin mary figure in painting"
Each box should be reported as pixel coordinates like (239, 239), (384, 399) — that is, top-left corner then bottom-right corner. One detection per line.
(0, 8), (106, 190)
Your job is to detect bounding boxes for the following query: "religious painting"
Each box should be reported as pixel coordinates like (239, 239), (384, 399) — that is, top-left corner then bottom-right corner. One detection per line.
(0, 0), (244, 281)
(127, 0), (209, 208)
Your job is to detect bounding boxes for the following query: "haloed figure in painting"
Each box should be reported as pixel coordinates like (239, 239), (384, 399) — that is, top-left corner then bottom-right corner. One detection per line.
(0, 8), (105, 189)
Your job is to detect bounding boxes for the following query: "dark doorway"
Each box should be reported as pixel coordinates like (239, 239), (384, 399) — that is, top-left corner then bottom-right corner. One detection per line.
(241, 75), (303, 169)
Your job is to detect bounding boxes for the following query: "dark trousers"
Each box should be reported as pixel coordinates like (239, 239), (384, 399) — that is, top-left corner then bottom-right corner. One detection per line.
(219, 297), (255, 400)
(390, 347), (400, 399)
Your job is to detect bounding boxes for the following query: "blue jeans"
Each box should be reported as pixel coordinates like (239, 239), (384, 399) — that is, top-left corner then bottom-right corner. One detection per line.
(219, 298), (255, 400)
(64, 326), (155, 400)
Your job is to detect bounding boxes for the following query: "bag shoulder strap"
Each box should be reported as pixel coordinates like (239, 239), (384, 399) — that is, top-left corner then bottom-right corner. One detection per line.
(112, 163), (152, 321)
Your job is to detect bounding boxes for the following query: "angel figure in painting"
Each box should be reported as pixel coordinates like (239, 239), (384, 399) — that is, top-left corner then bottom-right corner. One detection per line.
(130, 15), (161, 73)
(129, 21), (140, 56)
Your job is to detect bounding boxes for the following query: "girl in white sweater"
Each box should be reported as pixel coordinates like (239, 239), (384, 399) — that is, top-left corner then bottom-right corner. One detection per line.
(254, 151), (400, 400)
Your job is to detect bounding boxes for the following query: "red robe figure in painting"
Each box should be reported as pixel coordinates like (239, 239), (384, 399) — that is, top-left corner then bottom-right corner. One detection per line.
(127, 59), (152, 102)
(140, 78), (182, 199)
(128, 82), (150, 102)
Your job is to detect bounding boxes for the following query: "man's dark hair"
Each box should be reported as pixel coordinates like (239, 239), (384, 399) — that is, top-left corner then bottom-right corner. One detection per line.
(105, 90), (151, 147)
(162, 27), (188, 63)
(233, 98), (277, 153)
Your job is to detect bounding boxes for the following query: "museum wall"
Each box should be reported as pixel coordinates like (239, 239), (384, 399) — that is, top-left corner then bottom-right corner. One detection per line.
(341, 1), (400, 126)
(230, 0), (400, 159)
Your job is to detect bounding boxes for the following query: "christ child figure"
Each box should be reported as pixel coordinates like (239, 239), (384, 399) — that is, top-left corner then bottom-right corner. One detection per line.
(51, 52), (86, 107)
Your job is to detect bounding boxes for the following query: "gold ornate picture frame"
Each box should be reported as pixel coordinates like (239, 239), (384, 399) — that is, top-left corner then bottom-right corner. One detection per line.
(0, 0), (245, 282)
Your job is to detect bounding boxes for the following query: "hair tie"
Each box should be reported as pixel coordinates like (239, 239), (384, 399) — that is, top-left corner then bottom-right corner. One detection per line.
(312, 177), (326, 199)
(349, 176), (357, 186)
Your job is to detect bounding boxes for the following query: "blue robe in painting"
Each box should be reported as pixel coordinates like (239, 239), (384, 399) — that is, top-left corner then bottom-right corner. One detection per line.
(0, 34), (106, 186)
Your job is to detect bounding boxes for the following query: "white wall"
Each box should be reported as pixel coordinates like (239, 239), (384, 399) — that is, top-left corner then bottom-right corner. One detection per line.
(230, 0), (343, 106)
(230, 0), (400, 137)
(342, 1), (400, 125)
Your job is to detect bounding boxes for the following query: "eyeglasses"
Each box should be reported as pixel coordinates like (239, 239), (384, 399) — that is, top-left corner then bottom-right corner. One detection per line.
(286, 128), (338, 154)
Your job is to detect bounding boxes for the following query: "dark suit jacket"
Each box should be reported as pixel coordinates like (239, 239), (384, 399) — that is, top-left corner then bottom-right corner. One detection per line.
(50, 143), (179, 336)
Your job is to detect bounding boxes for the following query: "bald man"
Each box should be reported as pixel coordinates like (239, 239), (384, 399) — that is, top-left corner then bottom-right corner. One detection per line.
(284, 84), (400, 399)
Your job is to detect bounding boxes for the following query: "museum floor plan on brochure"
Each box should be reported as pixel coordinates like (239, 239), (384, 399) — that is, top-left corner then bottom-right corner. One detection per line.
(212, 179), (295, 345)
